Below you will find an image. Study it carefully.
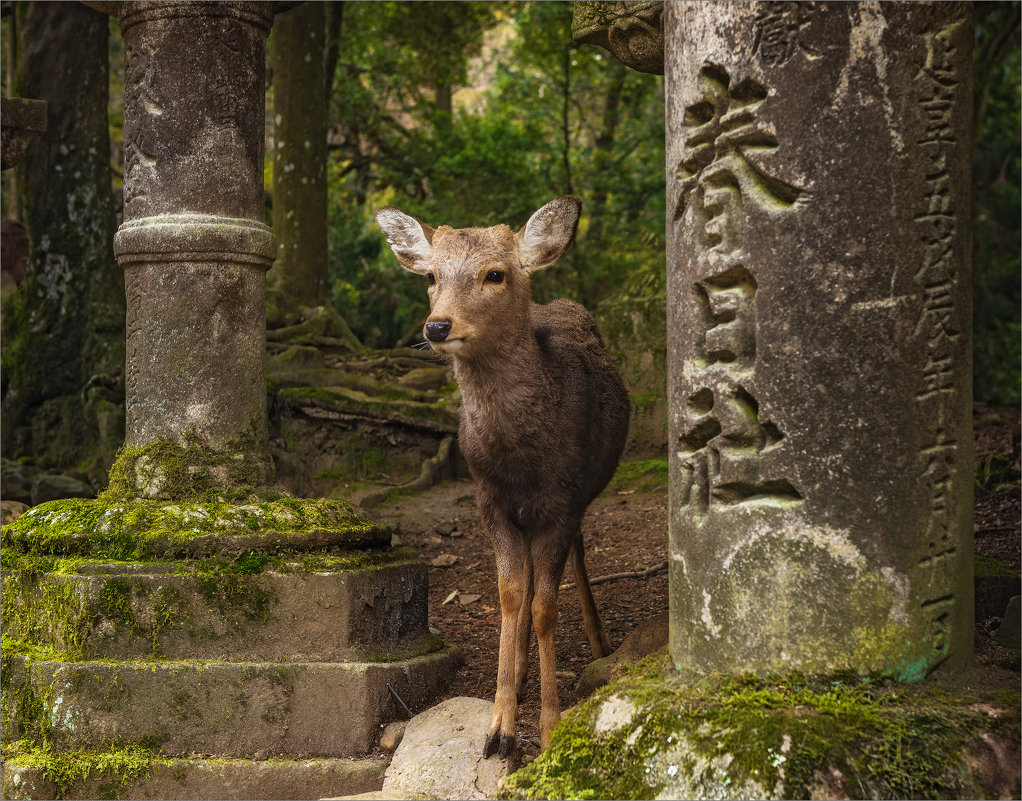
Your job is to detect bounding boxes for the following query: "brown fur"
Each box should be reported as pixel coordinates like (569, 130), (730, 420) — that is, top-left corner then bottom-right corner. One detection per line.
(376, 197), (630, 757)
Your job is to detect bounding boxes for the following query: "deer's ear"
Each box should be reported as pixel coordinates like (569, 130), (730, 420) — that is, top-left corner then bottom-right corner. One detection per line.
(375, 207), (435, 275)
(516, 195), (581, 274)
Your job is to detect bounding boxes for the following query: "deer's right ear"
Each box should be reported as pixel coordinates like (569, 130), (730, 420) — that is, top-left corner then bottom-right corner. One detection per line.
(375, 207), (435, 275)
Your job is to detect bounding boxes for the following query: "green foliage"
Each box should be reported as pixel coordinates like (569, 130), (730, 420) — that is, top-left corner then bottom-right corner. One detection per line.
(322, 1), (665, 346)
(972, 3), (1021, 406)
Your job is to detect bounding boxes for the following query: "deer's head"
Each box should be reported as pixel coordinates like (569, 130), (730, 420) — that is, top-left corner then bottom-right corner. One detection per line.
(376, 197), (581, 359)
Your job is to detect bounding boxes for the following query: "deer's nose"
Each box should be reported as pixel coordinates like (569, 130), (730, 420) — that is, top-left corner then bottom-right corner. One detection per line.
(425, 319), (452, 342)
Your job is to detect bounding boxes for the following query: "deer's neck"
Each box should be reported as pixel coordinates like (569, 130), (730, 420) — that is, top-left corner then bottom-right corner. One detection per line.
(452, 328), (550, 446)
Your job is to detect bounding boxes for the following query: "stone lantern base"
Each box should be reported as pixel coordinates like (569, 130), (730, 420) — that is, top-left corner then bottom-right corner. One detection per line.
(0, 496), (460, 799)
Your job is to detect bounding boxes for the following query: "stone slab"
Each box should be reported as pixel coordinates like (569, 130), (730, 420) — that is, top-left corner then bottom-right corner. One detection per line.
(19, 649), (460, 758)
(3, 559), (434, 662)
(382, 697), (520, 801)
(1, 754), (387, 801)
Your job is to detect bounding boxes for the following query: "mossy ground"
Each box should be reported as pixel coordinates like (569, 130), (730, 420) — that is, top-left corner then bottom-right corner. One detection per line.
(607, 458), (669, 495)
(500, 650), (1021, 800)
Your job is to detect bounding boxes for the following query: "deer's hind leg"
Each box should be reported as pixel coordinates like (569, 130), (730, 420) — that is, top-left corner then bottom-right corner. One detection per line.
(514, 548), (534, 699)
(569, 533), (612, 658)
(530, 529), (574, 750)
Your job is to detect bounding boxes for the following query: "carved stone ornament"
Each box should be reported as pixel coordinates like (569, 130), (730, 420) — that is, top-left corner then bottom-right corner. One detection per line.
(572, 1), (664, 75)
(0, 97), (47, 171)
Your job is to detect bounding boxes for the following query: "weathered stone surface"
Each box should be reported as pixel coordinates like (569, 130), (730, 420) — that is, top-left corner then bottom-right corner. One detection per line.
(383, 697), (520, 800)
(0, 97), (46, 170)
(0, 500), (30, 525)
(19, 649), (459, 758)
(3, 559), (434, 662)
(0, 754), (387, 801)
(502, 655), (1021, 800)
(85, 1), (279, 495)
(572, 1), (664, 74)
(665, 2), (974, 678)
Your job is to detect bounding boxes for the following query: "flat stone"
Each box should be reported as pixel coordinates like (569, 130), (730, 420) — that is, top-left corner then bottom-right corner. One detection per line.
(1, 753), (387, 801)
(382, 697), (520, 800)
(3, 559), (435, 662)
(1, 500), (30, 525)
(20, 649), (460, 758)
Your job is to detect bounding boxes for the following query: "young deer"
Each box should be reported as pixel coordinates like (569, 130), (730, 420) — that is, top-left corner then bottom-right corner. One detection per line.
(376, 196), (629, 757)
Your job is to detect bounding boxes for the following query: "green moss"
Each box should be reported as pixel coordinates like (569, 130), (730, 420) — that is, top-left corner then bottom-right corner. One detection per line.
(607, 458), (669, 495)
(100, 431), (276, 503)
(1, 740), (165, 800)
(501, 653), (1022, 800)
(975, 555), (1020, 579)
(1, 496), (388, 560)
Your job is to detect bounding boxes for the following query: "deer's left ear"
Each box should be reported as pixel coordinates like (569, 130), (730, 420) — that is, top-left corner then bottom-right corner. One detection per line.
(516, 195), (581, 274)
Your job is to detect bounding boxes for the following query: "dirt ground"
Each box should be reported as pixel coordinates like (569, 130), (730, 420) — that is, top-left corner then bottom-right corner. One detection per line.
(372, 404), (1021, 762)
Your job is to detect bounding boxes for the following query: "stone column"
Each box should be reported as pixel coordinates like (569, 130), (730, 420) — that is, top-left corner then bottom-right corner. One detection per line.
(87, 1), (277, 495)
(666, 2), (973, 679)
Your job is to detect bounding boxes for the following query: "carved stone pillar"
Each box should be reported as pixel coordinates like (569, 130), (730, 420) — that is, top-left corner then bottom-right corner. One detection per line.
(89, 1), (277, 494)
(666, 2), (973, 678)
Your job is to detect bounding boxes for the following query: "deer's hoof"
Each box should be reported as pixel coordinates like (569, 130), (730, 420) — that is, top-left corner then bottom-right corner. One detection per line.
(499, 734), (515, 759)
(483, 731), (515, 759)
(483, 731), (500, 758)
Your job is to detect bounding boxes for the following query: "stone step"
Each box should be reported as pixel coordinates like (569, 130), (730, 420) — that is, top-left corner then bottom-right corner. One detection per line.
(4, 649), (460, 758)
(1, 753), (388, 800)
(3, 554), (434, 662)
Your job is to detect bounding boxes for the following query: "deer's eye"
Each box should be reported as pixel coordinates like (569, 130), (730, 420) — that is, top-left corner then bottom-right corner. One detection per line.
(484, 270), (504, 284)
(427, 272), (437, 286)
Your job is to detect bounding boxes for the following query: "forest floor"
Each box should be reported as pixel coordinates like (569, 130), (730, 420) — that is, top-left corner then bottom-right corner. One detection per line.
(372, 404), (1021, 764)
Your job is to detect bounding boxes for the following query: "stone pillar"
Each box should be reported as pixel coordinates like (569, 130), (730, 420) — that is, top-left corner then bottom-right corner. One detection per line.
(666, 2), (973, 679)
(90, 1), (277, 494)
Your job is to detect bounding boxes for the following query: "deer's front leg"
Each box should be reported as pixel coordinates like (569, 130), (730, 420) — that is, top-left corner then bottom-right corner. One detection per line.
(483, 513), (528, 759)
(531, 531), (573, 749)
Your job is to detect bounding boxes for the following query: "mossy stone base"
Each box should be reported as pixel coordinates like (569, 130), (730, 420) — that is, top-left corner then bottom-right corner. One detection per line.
(2, 555), (435, 662)
(2, 742), (388, 800)
(500, 651), (1021, 800)
(4, 650), (460, 759)
(1, 497), (389, 560)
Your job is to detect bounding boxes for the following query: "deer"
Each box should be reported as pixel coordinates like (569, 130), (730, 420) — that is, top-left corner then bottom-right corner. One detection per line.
(375, 196), (630, 758)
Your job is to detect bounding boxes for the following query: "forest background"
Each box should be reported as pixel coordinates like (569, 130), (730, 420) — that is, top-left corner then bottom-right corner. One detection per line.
(0, 1), (1018, 489)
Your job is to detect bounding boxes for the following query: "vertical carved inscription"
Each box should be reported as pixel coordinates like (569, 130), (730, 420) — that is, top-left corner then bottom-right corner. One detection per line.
(911, 22), (963, 668)
(675, 65), (804, 516)
(123, 40), (161, 217)
(752, 2), (821, 67)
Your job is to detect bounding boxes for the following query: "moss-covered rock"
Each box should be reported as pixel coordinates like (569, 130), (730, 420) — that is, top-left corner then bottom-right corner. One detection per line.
(1, 496), (389, 560)
(500, 651), (1021, 800)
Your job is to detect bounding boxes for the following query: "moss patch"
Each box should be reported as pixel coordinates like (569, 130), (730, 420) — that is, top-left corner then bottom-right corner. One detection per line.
(1, 740), (164, 800)
(1, 496), (389, 560)
(607, 458), (669, 495)
(500, 650), (1021, 800)
(101, 432), (276, 503)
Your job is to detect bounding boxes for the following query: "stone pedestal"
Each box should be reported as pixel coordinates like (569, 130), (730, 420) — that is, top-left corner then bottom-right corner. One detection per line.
(666, 2), (973, 679)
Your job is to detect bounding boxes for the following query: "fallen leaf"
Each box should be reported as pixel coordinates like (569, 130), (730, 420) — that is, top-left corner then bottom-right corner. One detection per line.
(432, 553), (460, 567)
(617, 489), (636, 495)
(458, 593), (482, 605)
(443, 589), (459, 605)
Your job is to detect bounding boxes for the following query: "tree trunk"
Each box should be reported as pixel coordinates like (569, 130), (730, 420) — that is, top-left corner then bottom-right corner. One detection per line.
(270, 1), (329, 308)
(2, 0), (124, 482)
